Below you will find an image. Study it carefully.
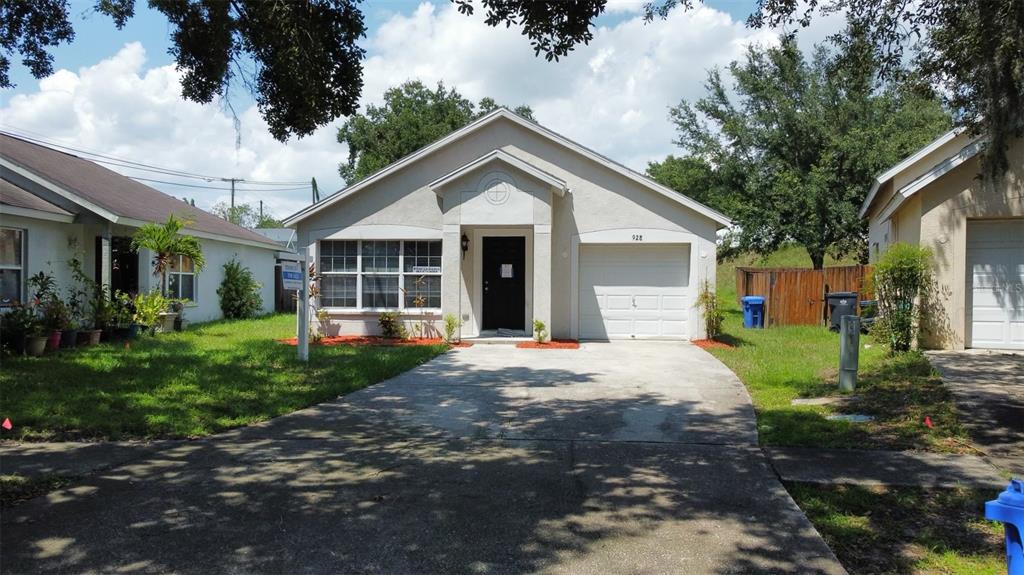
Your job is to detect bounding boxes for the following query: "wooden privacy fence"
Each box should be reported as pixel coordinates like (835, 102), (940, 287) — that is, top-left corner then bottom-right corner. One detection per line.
(734, 265), (873, 327)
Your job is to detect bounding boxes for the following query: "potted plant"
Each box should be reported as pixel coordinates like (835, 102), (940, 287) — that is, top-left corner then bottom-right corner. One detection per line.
(133, 291), (166, 336)
(169, 299), (186, 331)
(1, 305), (37, 355)
(40, 296), (70, 351)
(111, 290), (135, 340)
(69, 256), (104, 345)
(25, 319), (48, 357)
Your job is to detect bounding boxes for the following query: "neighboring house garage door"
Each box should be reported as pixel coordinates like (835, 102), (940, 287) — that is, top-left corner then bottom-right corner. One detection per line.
(578, 244), (690, 339)
(967, 219), (1024, 350)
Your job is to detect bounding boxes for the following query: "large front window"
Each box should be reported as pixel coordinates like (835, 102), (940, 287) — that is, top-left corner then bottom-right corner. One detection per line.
(319, 239), (441, 310)
(0, 227), (24, 307)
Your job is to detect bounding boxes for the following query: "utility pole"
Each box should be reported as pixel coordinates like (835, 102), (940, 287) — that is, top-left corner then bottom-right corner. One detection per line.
(259, 200), (263, 222)
(311, 177), (320, 204)
(221, 178), (244, 210)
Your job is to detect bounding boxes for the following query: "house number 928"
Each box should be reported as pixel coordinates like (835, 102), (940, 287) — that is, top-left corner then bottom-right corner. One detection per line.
(631, 234), (644, 241)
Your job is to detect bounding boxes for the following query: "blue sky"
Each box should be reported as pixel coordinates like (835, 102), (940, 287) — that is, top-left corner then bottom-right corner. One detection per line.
(1, 0), (830, 218)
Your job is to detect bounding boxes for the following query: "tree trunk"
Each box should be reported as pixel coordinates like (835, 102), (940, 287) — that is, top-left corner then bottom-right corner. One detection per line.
(808, 248), (825, 270)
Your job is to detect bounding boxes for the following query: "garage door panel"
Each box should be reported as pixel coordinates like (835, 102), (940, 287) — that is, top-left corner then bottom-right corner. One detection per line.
(968, 220), (1024, 350)
(578, 244), (691, 340)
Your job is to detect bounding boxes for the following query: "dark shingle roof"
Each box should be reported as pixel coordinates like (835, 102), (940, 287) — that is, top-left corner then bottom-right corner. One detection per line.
(0, 133), (280, 248)
(0, 179), (73, 216)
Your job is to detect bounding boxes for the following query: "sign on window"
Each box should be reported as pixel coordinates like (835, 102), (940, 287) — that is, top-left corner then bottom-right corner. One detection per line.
(501, 264), (514, 278)
(411, 266), (441, 274)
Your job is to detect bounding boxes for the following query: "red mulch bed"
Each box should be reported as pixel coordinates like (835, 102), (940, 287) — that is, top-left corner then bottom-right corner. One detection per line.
(516, 339), (580, 349)
(277, 336), (471, 348)
(692, 338), (735, 350)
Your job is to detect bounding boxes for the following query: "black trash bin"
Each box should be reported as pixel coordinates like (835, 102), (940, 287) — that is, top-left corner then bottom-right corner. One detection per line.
(826, 291), (858, 332)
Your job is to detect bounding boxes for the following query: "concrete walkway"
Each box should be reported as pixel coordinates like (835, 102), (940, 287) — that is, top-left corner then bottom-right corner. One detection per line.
(766, 447), (1013, 489)
(0, 342), (845, 575)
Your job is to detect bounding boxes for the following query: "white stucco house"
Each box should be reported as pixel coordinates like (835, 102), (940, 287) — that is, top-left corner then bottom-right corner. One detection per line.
(285, 109), (731, 341)
(0, 133), (280, 323)
(861, 129), (1023, 350)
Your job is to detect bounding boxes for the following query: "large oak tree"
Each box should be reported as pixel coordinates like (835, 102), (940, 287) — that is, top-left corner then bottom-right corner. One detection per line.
(669, 31), (950, 268)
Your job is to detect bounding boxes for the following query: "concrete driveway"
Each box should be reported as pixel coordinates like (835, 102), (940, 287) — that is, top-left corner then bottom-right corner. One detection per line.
(928, 349), (1024, 465)
(1, 342), (844, 574)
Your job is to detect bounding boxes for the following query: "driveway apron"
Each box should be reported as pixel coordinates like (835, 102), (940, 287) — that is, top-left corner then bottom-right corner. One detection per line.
(1, 342), (845, 574)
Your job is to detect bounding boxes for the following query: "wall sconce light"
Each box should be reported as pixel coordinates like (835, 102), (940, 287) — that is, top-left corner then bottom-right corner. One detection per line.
(461, 234), (469, 259)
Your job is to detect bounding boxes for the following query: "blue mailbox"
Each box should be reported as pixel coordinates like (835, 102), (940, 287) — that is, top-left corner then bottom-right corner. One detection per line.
(741, 296), (765, 329)
(986, 479), (1024, 574)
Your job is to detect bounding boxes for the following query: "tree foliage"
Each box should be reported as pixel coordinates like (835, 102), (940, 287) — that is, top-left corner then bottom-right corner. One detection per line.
(645, 155), (735, 216)
(337, 80), (534, 184)
(211, 202), (282, 229)
(669, 32), (950, 269)
(645, 0), (1024, 179)
(1, 0), (601, 142)
(131, 214), (205, 296)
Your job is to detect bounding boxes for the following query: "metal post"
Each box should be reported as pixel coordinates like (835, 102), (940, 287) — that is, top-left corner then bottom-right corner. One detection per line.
(297, 254), (309, 362)
(839, 315), (860, 392)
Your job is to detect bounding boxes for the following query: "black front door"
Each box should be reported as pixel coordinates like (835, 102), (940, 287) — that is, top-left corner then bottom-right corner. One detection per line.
(482, 236), (526, 330)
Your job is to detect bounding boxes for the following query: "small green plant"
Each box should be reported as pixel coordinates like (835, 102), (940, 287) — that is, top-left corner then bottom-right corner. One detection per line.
(694, 279), (723, 339)
(133, 291), (167, 330)
(112, 291), (135, 326)
(870, 243), (934, 353)
(39, 296), (70, 331)
(1, 305), (39, 352)
(443, 314), (462, 343)
(27, 270), (57, 303)
(532, 319), (548, 343)
(217, 258), (263, 319)
(378, 311), (406, 339)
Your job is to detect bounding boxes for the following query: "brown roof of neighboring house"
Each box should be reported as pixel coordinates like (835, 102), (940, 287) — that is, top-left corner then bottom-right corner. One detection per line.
(0, 178), (73, 216)
(0, 133), (279, 248)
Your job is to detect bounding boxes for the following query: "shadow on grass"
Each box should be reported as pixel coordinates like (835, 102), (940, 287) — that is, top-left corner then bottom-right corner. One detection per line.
(787, 482), (1004, 575)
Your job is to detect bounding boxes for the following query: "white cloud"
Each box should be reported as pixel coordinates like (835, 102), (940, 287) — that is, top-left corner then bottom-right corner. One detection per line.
(0, 2), (844, 219)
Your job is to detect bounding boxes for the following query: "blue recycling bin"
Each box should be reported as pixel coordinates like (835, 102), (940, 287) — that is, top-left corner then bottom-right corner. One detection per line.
(741, 296), (765, 329)
(986, 479), (1024, 574)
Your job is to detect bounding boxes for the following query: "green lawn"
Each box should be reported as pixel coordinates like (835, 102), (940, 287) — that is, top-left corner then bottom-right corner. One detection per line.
(788, 483), (1005, 574)
(1, 314), (447, 440)
(708, 245), (970, 452)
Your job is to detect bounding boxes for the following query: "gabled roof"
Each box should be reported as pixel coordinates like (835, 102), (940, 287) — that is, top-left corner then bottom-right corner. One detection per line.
(0, 133), (280, 249)
(284, 109), (732, 228)
(859, 128), (967, 218)
(1, 179), (74, 222)
(428, 149), (567, 195)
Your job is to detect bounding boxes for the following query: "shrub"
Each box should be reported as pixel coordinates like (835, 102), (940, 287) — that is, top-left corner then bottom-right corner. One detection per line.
(870, 243), (934, 353)
(694, 279), (723, 339)
(1, 305), (39, 351)
(378, 311), (406, 339)
(532, 319), (548, 343)
(217, 258), (263, 319)
(133, 291), (167, 329)
(443, 314), (461, 343)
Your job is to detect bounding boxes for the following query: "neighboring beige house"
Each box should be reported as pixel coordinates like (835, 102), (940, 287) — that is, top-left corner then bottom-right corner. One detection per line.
(285, 109), (731, 341)
(861, 129), (1024, 350)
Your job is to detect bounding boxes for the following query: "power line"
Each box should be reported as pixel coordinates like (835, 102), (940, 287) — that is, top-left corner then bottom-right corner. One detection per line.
(0, 126), (311, 186)
(128, 175), (311, 193)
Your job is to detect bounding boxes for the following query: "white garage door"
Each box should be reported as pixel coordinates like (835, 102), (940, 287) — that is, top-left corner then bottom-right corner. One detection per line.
(578, 244), (690, 340)
(967, 219), (1024, 350)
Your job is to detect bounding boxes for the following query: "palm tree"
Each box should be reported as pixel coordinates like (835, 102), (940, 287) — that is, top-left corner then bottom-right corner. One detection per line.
(131, 214), (205, 297)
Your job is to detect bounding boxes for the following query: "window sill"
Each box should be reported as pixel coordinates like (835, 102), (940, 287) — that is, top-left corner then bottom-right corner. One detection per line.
(319, 308), (442, 316)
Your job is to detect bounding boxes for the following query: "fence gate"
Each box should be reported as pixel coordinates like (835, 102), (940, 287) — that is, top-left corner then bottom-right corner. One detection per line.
(735, 265), (872, 327)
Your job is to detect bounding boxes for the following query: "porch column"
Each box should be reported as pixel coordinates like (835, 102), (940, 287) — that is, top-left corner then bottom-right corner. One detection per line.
(99, 225), (112, 291)
(532, 224), (552, 341)
(442, 224), (462, 335)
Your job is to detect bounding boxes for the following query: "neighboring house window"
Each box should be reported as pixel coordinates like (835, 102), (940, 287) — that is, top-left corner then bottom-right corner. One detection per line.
(0, 227), (24, 307)
(319, 239), (442, 310)
(167, 254), (196, 301)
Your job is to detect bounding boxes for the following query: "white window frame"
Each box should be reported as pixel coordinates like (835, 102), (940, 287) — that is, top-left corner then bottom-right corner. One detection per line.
(318, 239), (442, 312)
(0, 227), (26, 307)
(165, 254), (197, 303)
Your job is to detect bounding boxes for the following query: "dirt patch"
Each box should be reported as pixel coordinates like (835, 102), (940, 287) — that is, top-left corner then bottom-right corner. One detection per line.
(277, 336), (468, 348)
(692, 339), (736, 350)
(516, 339), (580, 349)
